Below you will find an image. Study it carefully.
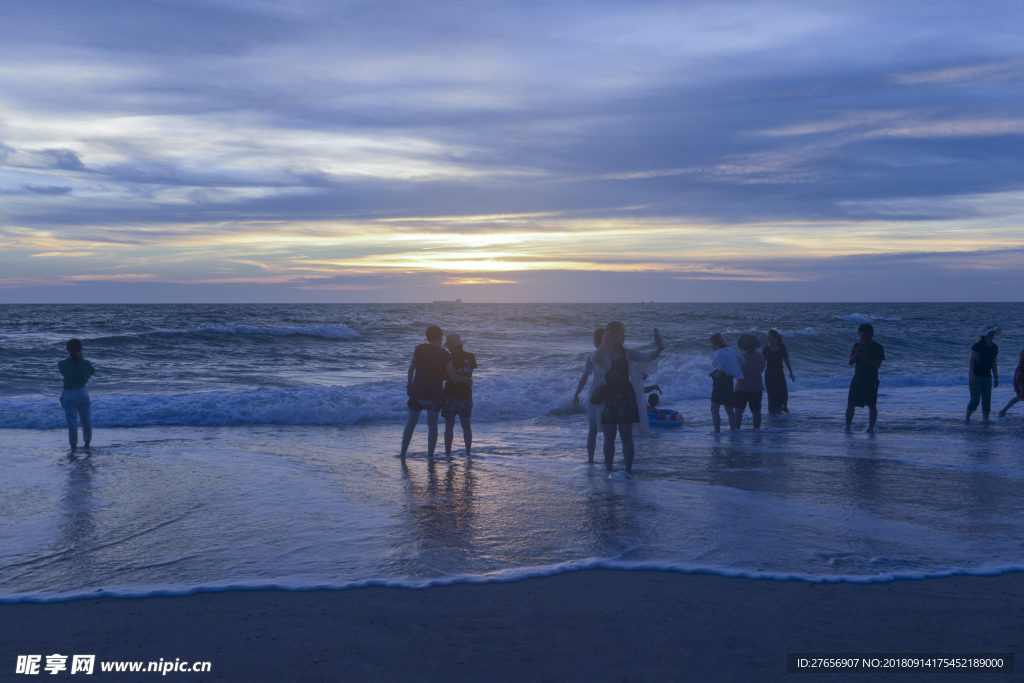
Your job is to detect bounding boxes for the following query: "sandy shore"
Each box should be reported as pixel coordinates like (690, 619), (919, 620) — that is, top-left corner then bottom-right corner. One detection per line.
(2, 569), (1020, 682)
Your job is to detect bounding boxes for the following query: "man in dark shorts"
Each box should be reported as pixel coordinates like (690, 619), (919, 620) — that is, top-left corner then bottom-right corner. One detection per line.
(400, 326), (472, 458)
(845, 322), (885, 433)
(442, 333), (477, 456)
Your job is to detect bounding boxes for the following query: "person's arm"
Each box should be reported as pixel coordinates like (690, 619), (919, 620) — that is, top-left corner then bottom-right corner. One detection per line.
(574, 360), (593, 407)
(849, 345), (860, 366)
(649, 328), (665, 361)
(783, 357), (794, 381)
(593, 330), (615, 364)
(968, 350), (978, 385)
(863, 347), (883, 370)
(993, 355), (999, 388)
(407, 356), (417, 396)
(447, 361), (472, 384)
(644, 384), (661, 394)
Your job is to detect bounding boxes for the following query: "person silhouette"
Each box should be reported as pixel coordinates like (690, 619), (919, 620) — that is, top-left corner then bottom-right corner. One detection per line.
(58, 338), (95, 452)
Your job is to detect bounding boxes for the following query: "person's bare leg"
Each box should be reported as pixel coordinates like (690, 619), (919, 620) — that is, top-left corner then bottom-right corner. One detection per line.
(982, 410), (991, 423)
(726, 406), (738, 431)
(400, 410), (421, 457)
(867, 406), (878, 432)
(602, 423), (617, 471)
(80, 403), (92, 449)
(736, 406), (744, 430)
(587, 424), (598, 463)
(459, 414), (472, 455)
(443, 416), (456, 454)
(620, 424), (635, 475)
(845, 404), (855, 431)
(711, 403), (722, 433)
(752, 410), (761, 429)
(999, 396), (1021, 418)
(965, 408), (973, 423)
(426, 410), (439, 457)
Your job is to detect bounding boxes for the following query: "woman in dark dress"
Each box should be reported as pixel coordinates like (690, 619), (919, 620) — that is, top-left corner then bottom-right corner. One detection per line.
(591, 321), (664, 479)
(762, 329), (795, 415)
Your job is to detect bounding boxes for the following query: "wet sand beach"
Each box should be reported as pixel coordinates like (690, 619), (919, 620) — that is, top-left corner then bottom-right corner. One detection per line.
(3, 569), (1020, 682)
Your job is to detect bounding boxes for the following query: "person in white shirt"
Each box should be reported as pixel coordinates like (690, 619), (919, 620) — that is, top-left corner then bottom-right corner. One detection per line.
(709, 333), (745, 433)
(573, 327), (606, 464)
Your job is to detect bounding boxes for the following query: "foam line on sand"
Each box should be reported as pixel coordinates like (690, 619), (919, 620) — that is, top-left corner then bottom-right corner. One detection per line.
(2, 569), (1020, 682)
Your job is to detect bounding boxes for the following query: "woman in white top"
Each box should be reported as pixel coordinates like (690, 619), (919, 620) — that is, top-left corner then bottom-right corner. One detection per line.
(709, 333), (745, 433)
(591, 321), (664, 479)
(573, 327), (607, 464)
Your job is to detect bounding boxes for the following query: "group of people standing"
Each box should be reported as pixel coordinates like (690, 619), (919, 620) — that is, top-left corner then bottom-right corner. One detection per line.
(708, 327), (794, 432)
(400, 325), (477, 459)
(707, 328), (796, 432)
(696, 321), (1024, 435)
(52, 320), (1024, 463)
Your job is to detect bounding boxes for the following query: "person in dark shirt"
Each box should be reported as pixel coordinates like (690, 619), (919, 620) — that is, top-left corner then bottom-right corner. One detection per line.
(442, 333), (477, 456)
(734, 334), (766, 429)
(762, 329), (795, 415)
(967, 323), (1000, 423)
(58, 338), (96, 452)
(845, 323), (884, 433)
(400, 325), (472, 459)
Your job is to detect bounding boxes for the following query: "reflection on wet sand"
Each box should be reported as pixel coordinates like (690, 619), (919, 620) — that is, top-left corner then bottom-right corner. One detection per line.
(400, 457), (477, 575)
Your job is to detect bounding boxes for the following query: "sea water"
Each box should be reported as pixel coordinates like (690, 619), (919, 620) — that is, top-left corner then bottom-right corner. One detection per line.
(1, 303), (1022, 601)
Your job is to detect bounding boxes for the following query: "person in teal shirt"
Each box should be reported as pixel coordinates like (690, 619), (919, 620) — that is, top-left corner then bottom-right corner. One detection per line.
(58, 338), (95, 451)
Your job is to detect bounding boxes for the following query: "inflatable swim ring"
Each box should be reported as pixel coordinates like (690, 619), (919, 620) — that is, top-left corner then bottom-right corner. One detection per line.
(648, 409), (683, 428)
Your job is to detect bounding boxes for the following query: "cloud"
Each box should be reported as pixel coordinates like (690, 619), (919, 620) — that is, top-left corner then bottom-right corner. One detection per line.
(2, 147), (86, 171)
(1, 0), (1023, 301)
(24, 185), (72, 195)
(891, 59), (1024, 86)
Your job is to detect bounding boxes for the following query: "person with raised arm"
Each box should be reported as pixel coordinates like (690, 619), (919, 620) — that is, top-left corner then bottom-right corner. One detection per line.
(966, 323), (1000, 423)
(762, 329), (795, 415)
(591, 322), (664, 479)
(400, 326), (472, 459)
(845, 323), (885, 433)
(573, 327), (606, 464)
(58, 338), (95, 453)
(709, 333), (744, 433)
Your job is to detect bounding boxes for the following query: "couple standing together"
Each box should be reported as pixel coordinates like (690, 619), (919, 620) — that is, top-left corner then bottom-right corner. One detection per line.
(400, 325), (477, 458)
(573, 322), (665, 479)
(710, 330), (796, 432)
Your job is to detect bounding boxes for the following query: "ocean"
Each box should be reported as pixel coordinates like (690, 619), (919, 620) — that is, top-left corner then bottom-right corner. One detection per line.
(2, 302), (1023, 601)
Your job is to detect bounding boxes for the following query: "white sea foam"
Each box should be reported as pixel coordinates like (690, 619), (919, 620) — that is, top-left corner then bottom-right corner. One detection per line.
(0, 365), (970, 429)
(5, 561), (1024, 604)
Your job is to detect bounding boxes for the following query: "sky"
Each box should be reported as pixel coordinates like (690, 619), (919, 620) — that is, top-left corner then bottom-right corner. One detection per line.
(1, 0), (1023, 303)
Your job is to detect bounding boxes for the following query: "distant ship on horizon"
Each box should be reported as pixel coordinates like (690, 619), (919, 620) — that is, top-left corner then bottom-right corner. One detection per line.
(432, 298), (464, 304)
